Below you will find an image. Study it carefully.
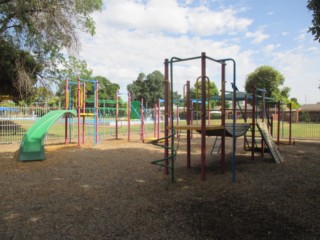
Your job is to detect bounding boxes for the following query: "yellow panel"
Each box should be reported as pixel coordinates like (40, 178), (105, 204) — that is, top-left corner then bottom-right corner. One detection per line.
(79, 113), (95, 116)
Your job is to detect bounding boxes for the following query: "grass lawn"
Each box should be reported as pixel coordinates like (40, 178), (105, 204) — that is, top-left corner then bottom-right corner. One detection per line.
(1, 117), (319, 144)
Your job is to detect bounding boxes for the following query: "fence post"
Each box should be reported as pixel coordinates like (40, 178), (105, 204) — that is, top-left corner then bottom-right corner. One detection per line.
(289, 103), (292, 145)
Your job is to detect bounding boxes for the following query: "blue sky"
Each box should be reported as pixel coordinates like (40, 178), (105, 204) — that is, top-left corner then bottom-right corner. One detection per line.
(79, 0), (320, 104)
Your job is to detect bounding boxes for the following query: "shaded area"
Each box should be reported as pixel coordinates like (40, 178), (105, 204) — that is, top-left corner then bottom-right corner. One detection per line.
(185, 197), (312, 240)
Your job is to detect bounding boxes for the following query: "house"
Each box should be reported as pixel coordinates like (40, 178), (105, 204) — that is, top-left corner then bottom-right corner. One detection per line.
(299, 103), (320, 122)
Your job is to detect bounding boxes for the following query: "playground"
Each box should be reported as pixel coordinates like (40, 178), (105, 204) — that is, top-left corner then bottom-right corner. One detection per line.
(0, 137), (319, 239)
(1, 52), (319, 239)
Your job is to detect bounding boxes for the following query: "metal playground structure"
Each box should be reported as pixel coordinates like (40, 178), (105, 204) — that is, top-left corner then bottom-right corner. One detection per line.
(152, 52), (287, 182)
(16, 77), (163, 161)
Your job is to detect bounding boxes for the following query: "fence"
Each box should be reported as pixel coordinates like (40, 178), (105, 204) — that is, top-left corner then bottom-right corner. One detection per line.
(0, 104), (163, 144)
(1, 104), (319, 145)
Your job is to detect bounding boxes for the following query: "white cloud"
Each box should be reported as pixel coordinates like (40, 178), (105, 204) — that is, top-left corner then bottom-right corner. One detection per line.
(80, 20), (256, 95)
(263, 44), (280, 54)
(245, 31), (269, 44)
(102, 0), (252, 36)
(77, 0), (320, 104)
(103, 0), (189, 34)
(78, 0), (256, 93)
(187, 7), (252, 36)
(296, 32), (306, 42)
(268, 47), (320, 104)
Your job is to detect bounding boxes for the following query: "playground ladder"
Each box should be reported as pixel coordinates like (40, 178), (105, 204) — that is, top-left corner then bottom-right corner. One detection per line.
(211, 136), (221, 155)
(244, 124), (260, 150)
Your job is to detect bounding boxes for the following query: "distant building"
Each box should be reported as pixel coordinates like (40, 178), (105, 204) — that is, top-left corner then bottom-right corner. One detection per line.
(299, 103), (320, 122)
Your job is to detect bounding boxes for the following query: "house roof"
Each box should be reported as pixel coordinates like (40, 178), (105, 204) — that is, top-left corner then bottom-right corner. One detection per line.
(300, 103), (320, 112)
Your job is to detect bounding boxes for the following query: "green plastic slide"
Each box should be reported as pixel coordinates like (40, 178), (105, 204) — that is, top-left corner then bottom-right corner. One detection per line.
(18, 110), (76, 161)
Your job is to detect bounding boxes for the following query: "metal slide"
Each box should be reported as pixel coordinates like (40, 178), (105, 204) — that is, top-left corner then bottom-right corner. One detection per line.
(18, 110), (76, 161)
(257, 122), (284, 163)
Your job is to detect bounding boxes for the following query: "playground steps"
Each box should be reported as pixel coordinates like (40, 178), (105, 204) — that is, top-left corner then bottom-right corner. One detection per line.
(256, 122), (284, 163)
(244, 124), (259, 150)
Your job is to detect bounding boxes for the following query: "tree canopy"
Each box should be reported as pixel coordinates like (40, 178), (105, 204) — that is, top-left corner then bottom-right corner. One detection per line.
(190, 80), (219, 99)
(190, 80), (220, 109)
(0, 0), (102, 99)
(0, 39), (42, 98)
(245, 65), (290, 103)
(127, 71), (166, 108)
(56, 57), (119, 108)
(307, 0), (320, 42)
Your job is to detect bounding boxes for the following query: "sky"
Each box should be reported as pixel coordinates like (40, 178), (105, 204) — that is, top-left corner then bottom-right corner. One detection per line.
(78, 0), (320, 104)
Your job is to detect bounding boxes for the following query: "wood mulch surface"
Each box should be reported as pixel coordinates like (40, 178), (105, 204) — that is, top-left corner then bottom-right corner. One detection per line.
(0, 136), (319, 239)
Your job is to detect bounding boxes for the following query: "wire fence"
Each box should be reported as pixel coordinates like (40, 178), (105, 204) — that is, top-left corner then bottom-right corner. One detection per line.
(0, 104), (162, 144)
(0, 104), (319, 145)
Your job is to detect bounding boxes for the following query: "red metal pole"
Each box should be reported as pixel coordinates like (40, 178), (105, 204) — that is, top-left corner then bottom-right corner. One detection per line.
(83, 81), (86, 112)
(164, 59), (169, 175)
(77, 77), (81, 147)
(82, 81), (86, 144)
(186, 81), (191, 168)
(243, 94), (248, 150)
(221, 62), (226, 173)
(208, 80), (211, 125)
(157, 99), (160, 139)
(116, 90), (118, 140)
(95, 80), (99, 144)
(251, 86), (256, 160)
(154, 103), (156, 138)
(277, 101), (280, 145)
(65, 79), (68, 144)
(200, 52), (206, 181)
(141, 98), (144, 142)
(128, 92), (131, 141)
(289, 103), (292, 145)
(289, 102), (292, 145)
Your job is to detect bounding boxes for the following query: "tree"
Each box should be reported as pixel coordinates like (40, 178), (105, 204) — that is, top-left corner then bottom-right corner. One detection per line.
(127, 71), (165, 108)
(33, 86), (54, 105)
(190, 80), (219, 99)
(245, 66), (289, 102)
(307, 0), (320, 42)
(0, 0), (102, 98)
(94, 76), (119, 101)
(172, 91), (183, 101)
(127, 73), (147, 101)
(55, 56), (93, 107)
(0, 40), (42, 99)
(289, 97), (301, 109)
(190, 80), (220, 109)
(56, 57), (119, 108)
